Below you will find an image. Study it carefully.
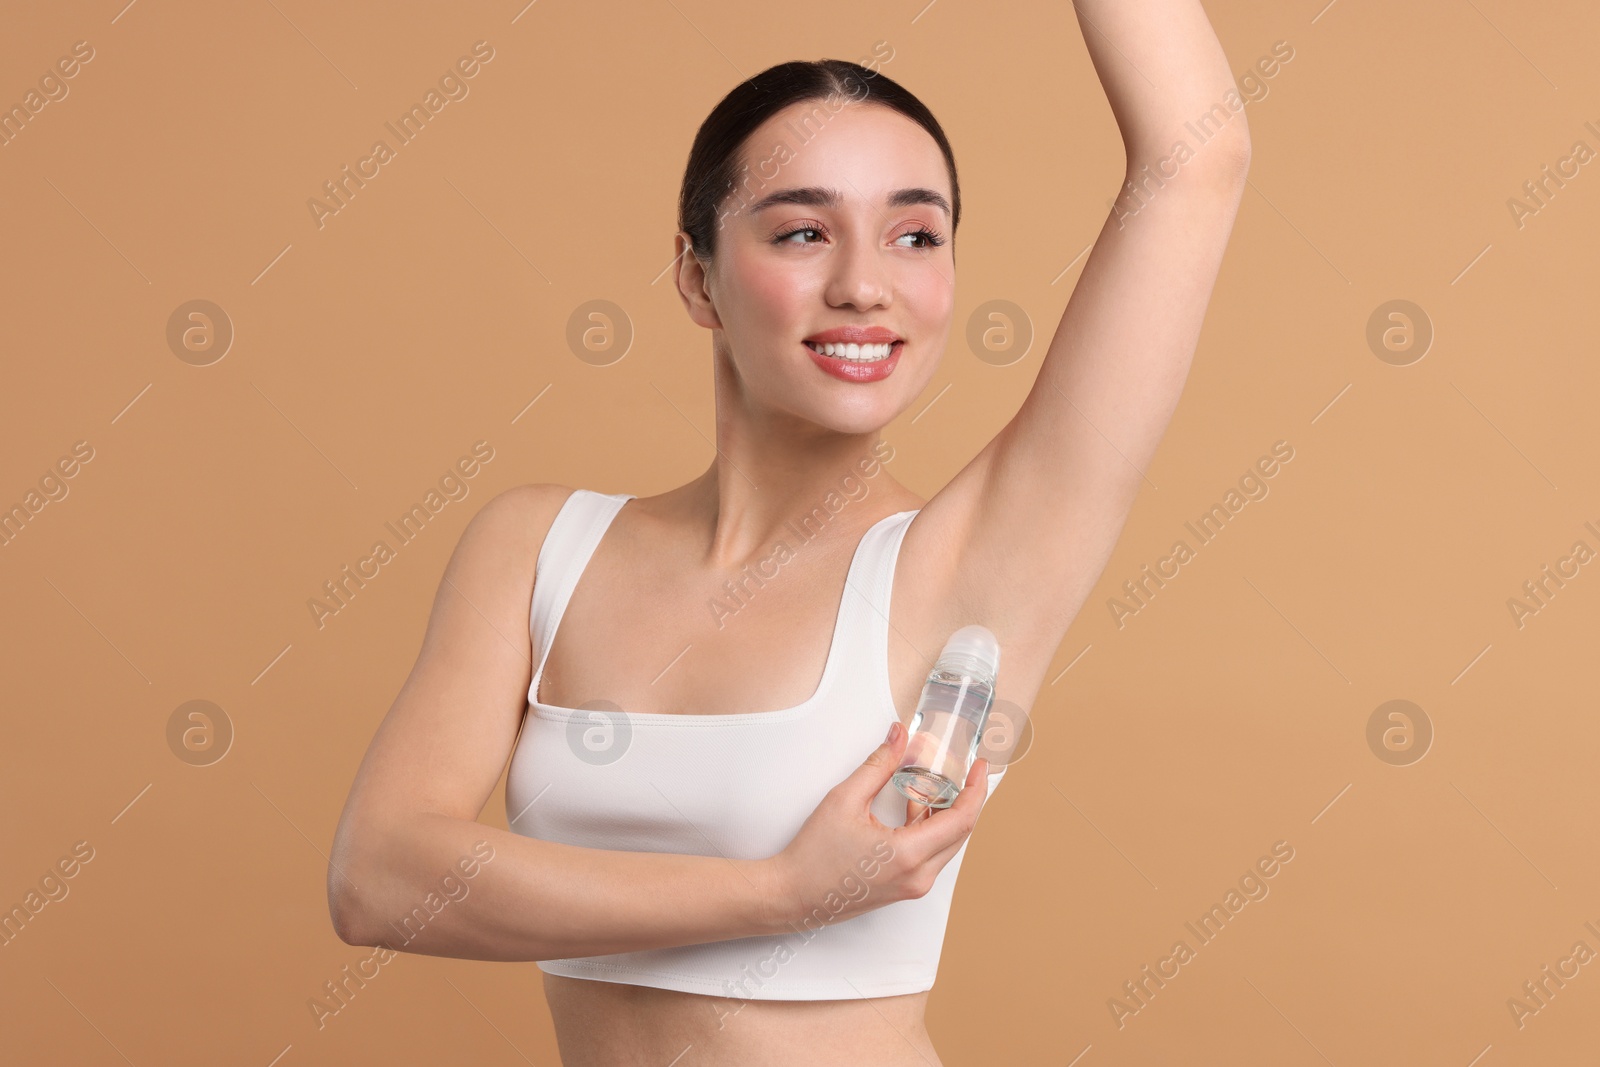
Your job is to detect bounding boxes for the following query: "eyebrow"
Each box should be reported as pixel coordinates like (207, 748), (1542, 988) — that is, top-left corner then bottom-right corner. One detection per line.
(746, 185), (951, 220)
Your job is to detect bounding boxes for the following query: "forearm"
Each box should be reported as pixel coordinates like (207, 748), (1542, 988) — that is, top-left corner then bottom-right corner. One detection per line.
(330, 813), (787, 962)
(1071, 0), (1249, 166)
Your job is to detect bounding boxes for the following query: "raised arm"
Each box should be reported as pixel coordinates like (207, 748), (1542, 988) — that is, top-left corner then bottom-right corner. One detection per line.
(924, 0), (1251, 648)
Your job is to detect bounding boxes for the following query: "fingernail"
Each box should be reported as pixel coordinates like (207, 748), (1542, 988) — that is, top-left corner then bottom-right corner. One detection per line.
(885, 721), (899, 743)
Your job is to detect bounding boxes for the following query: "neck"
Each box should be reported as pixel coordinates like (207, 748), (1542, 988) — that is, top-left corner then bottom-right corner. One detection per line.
(644, 339), (919, 569)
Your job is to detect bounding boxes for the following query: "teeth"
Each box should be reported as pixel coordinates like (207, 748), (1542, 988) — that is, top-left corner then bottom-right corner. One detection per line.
(804, 341), (895, 362)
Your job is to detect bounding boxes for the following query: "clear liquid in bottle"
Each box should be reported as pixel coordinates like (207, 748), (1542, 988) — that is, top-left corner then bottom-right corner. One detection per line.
(891, 625), (1000, 809)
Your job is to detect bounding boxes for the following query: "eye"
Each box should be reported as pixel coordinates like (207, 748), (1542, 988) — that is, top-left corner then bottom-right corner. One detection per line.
(772, 224), (826, 245)
(896, 227), (946, 250)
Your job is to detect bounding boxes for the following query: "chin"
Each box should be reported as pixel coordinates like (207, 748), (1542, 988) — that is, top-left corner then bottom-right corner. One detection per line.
(791, 395), (903, 436)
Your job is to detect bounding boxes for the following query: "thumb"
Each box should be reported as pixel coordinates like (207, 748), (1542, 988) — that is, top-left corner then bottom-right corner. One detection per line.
(838, 719), (906, 806)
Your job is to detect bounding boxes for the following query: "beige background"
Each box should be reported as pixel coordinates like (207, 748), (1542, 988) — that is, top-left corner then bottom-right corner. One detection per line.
(3, 0), (1598, 1063)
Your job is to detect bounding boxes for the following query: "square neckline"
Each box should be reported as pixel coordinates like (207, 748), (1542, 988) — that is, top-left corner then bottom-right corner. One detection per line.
(530, 493), (919, 726)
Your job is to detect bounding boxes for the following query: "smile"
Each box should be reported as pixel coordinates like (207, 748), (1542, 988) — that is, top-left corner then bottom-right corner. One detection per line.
(802, 340), (903, 383)
(802, 340), (897, 363)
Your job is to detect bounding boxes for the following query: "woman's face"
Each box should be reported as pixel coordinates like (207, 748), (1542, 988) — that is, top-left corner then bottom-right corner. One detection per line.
(680, 99), (956, 435)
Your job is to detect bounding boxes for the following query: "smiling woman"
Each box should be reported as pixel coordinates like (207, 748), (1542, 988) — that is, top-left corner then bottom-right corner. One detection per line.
(669, 63), (966, 438)
(329, 3), (1251, 1064)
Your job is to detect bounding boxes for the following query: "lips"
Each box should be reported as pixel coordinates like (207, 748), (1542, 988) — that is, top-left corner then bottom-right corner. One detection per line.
(802, 326), (901, 345)
(804, 339), (902, 382)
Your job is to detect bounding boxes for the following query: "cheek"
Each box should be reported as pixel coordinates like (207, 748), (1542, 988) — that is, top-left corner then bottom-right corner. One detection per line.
(718, 249), (807, 333)
(740, 265), (811, 328)
(902, 271), (955, 327)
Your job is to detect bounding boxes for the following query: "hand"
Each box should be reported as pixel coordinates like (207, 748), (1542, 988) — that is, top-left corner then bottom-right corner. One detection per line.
(763, 720), (991, 930)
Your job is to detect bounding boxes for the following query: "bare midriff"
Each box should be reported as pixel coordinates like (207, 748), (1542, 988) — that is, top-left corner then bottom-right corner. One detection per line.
(542, 972), (942, 1066)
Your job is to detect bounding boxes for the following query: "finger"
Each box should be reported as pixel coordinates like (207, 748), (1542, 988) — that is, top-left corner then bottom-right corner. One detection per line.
(922, 762), (992, 865)
(837, 719), (907, 808)
(930, 757), (989, 819)
(925, 819), (977, 871)
(905, 795), (932, 826)
(895, 758), (987, 851)
(894, 738), (959, 825)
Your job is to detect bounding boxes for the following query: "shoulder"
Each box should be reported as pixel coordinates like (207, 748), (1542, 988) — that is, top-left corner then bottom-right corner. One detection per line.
(473, 482), (577, 535)
(449, 482), (578, 586)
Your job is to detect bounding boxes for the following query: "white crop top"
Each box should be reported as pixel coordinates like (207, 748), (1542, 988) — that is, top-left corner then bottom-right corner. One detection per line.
(504, 488), (1007, 1000)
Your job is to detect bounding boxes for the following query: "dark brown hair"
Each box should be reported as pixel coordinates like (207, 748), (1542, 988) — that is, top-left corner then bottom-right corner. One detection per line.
(677, 59), (961, 262)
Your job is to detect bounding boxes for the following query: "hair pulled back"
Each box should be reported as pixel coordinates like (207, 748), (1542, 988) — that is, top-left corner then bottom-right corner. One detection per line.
(677, 59), (961, 263)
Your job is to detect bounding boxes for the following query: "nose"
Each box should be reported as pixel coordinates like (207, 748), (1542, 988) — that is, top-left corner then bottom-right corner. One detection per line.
(822, 232), (891, 312)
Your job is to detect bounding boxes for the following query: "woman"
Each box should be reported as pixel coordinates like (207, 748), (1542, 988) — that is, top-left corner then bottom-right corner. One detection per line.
(328, 2), (1249, 1062)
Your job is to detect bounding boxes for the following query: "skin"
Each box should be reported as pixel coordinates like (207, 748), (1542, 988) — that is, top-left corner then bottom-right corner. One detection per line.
(328, 2), (1252, 1063)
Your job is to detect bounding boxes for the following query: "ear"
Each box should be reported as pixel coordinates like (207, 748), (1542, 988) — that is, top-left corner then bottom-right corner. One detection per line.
(674, 231), (722, 331)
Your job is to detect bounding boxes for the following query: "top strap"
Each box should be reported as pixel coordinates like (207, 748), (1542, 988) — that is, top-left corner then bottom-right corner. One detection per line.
(529, 489), (634, 692)
(820, 509), (920, 700)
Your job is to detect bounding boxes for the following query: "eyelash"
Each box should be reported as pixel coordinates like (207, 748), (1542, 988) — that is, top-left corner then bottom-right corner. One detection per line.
(772, 223), (946, 250)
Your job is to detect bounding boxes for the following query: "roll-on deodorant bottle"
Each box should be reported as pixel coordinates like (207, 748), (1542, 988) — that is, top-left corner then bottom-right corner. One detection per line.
(891, 624), (1000, 809)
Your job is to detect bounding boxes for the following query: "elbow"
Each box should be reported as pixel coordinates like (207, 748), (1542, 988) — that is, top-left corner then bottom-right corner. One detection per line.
(1189, 128), (1250, 188)
(1127, 128), (1250, 194)
(326, 833), (377, 945)
(1212, 97), (1252, 172)
(327, 870), (369, 945)
(1195, 134), (1250, 198)
(1220, 132), (1251, 178)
